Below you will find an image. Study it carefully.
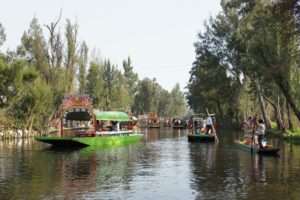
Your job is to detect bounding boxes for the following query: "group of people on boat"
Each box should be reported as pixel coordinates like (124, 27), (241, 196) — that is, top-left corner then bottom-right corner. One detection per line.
(193, 115), (216, 135)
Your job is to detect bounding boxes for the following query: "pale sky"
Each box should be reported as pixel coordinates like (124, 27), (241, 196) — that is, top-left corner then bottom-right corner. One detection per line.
(0, 0), (222, 91)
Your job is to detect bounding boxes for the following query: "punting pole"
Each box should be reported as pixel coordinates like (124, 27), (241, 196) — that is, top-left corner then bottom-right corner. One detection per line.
(60, 116), (64, 137)
(250, 115), (257, 153)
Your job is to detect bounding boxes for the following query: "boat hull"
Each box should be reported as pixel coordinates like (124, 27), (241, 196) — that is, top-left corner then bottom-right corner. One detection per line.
(234, 140), (280, 155)
(173, 126), (186, 129)
(35, 134), (144, 148)
(149, 125), (160, 128)
(187, 134), (216, 142)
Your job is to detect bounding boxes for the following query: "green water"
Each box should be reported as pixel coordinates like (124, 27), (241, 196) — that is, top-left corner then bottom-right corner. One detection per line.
(1, 128), (300, 200)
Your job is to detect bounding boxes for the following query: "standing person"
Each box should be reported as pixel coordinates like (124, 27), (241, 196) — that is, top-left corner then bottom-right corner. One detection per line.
(205, 115), (213, 135)
(256, 119), (265, 149)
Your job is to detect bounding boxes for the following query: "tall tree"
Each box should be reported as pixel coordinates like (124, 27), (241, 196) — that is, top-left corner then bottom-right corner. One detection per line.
(18, 17), (49, 81)
(65, 19), (79, 94)
(85, 60), (104, 107)
(78, 41), (88, 94)
(0, 23), (6, 47)
(102, 59), (115, 110)
(122, 56), (138, 98)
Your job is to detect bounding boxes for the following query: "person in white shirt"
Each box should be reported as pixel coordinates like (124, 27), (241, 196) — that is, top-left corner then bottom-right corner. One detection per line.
(205, 115), (213, 135)
(256, 119), (265, 149)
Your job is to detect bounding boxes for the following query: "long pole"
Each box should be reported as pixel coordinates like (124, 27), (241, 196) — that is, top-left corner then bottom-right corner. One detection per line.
(250, 115), (257, 152)
(206, 108), (219, 143)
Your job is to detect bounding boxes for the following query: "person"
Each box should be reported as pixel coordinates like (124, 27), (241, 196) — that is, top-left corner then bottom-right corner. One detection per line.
(256, 119), (265, 149)
(205, 115), (213, 135)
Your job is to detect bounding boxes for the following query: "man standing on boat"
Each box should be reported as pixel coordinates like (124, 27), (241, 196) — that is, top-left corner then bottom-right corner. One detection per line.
(256, 119), (265, 149)
(205, 115), (213, 135)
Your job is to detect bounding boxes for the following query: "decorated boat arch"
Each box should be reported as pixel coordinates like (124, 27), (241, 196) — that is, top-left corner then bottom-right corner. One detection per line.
(35, 94), (143, 147)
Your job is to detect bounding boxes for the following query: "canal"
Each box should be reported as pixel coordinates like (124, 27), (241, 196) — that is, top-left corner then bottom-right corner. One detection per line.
(1, 128), (300, 200)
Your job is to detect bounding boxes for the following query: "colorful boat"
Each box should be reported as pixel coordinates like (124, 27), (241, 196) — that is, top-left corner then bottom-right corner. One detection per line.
(187, 129), (216, 142)
(147, 112), (160, 128)
(234, 140), (280, 155)
(35, 94), (143, 147)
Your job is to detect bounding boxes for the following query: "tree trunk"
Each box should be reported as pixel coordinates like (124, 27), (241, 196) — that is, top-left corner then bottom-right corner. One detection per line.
(275, 75), (300, 122)
(276, 93), (286, 132)
(254, 77), (271, 129)
(25, 101), (39, 131)
(263, 93), (286, 132)
(286, 103), (293, 129)
(28, 115), (35, 136)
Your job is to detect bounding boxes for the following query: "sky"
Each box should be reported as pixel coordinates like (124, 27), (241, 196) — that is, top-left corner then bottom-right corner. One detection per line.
(0, 0), (222, 92)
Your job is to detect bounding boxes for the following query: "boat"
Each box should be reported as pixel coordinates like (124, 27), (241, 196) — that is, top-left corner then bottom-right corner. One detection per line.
(138, 114), (149, 128)
(147, 112), (160, 128)
(187, 134), (216, 142)
(35, 94), (143, 147)
(187, 129), (216, 142)
(172, 117), (187, 129)
(234, 140), (280, 155)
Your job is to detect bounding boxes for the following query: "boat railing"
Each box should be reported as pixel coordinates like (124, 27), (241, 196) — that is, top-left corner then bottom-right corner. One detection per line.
(95, 130), (134, 137)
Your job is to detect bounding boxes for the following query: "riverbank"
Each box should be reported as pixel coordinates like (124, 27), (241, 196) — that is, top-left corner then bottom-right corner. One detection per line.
(267, 128), (300, 143)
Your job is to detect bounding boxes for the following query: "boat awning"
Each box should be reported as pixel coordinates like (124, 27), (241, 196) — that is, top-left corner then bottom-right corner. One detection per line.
(94, 110), (130, 121)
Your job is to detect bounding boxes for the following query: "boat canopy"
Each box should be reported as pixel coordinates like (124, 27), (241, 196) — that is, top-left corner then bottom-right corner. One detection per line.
(94, 110), (130, 121)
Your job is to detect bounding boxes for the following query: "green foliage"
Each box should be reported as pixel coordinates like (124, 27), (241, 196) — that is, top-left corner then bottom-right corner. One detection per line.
(78, 41), (88, 94)
(0, 16), (190, 135)
(0, 23), (6, 47)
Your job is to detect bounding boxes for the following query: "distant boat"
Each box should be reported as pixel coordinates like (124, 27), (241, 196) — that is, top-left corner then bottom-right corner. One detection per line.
(35, 94), (143, 148)
(172, 117), (187, 129)
(234, 140), (280, 155)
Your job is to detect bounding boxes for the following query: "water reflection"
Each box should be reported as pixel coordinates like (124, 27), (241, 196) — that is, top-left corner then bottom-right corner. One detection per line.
(2, 130), (300, 199)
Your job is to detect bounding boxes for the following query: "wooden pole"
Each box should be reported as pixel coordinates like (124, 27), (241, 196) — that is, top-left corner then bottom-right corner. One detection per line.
(250, 115), (257, 152)
(206, 108), (219, 143)
(60, 116), (64, 137)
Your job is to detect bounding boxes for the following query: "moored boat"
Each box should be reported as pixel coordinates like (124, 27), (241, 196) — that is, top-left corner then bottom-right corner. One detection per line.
(234, 140), (280, 155)
(35, 94), (143, 148)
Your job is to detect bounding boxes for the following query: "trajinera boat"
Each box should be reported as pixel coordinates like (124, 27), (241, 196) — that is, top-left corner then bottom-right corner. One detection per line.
(234, 140), (280, 155)
(187, 129), (216, 142)
(172, 117), (187, 129)
(187, 114), (217, 142)
(35, 94), (143, 147)
(147, 112), (160, 128)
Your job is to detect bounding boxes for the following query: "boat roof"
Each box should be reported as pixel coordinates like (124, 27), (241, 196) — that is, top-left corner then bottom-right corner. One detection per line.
(94, 110), (130, 121)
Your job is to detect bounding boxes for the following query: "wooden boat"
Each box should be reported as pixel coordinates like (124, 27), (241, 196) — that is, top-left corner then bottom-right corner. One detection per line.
(234, 140), (280, 155)
(35, 94), (143, 148)
(149, 124), (160, 128)
(187, 134), (216, 142)
(172, 117), (187, 129)
(187, 133), (216, 142)
(147, 112), (160, 129)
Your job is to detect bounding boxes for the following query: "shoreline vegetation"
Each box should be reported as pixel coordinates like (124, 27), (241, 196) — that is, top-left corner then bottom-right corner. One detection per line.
(1, 1), (300, 140)
(0, 16), (188, 138)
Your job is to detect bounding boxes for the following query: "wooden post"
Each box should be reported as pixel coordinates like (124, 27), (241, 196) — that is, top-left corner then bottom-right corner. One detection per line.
(250, 115), (257, 152)
(60, 116), (64, 137)
(93, 112), (97, 137)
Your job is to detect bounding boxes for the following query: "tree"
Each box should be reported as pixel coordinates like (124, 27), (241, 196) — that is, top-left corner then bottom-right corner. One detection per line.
(65, 19), (79, 94)
(122, 56), (138, 98)
(18, 17), (49, 81)
(0, 23), (6, 47)
(170, 83), (187, 116)
(78, 41), (88, 94)
(85, 60), (104, 107)
(102, 59), (116, 109)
